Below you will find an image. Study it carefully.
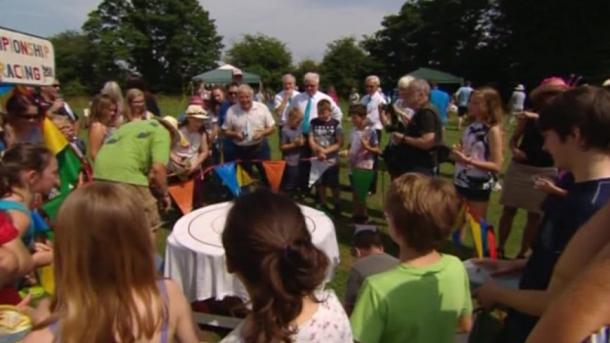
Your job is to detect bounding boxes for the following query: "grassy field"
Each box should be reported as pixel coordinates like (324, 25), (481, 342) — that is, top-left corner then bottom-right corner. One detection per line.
(66, 94), (527, 340)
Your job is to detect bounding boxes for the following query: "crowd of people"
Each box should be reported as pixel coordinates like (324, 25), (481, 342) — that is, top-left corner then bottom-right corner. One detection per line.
(1, 68), (610, 343)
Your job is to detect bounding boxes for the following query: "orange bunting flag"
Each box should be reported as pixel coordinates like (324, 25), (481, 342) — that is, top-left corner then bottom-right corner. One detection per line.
(168, 179), (195, 214)
(262, 160), (287, 193)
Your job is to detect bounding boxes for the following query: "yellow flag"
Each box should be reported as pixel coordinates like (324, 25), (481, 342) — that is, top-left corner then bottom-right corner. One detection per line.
(42, 117), (68, 155)
(236, 165), (254, 187)
(467, 213), (484, 258)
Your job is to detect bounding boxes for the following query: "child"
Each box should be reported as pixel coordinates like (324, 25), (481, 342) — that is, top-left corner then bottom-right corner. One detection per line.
(350, 173), (472, 343)
(280, 107), (305, 195)
(344, 226), (398, 315)
(221, 189), (352, 343)
(451, 87), (504, 219)
(309, 99), (343, 214)
(347, 104), (381, 221)
(472, 86), (610, 343)
(24, 182), (199, 342)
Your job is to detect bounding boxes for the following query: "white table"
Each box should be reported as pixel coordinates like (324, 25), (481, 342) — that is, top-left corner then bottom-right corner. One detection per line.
(164, 201), (340, 304)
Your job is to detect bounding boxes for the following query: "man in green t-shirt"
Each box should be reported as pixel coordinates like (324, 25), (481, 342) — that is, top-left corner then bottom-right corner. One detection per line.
(94, 118), (176, 229)
(350, 173), (472, 343)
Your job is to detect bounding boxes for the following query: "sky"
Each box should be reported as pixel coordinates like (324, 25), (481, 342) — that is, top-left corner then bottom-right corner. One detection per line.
(1, 0), (404, 62)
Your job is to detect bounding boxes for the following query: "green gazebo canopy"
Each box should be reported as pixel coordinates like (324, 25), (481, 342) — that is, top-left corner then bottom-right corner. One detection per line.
(407, 67), (464, 85)
(192, 66), (261, 85)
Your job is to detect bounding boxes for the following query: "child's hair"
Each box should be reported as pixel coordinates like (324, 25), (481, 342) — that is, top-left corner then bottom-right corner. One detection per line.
(100, 81), (124, 105)
(287, 107), (303, 123)
(222, 189), (329, 343)
(539, 85), (610, 150)
(349, 104), (367, 118)
(353, 229), (383, 250)
(51, 182), (164, 343)
(0, 144), (53, 197)
(125, 88), (146, 120)
(385, 173), (460, 253)
(5, 93), (39, 121)
(317, 99), (332, 113)
(89, 94), (116, 125)
(472, 87), (504, 126)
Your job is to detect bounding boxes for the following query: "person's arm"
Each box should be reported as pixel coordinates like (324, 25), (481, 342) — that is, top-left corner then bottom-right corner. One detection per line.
(274, 93), (290, 120)
(308, 132), (321, 153)
(467, 125), (504, 173)
(361, 132), (382, 155)
(401, 132), (436, 150)
(189, 134), (210, 173)
(88, 123), (107, 161)
(527, 257), (610, 343)
(343, 268), (364, 316)
(221, 113), (244, 141)
(509, 118), (528, 162)
(476, 282), (549, 316)
(323, 128), (343, 155)
(166, 280), (200, 343)
(331, 100), (343, 123)
(150, 127), (171, 207)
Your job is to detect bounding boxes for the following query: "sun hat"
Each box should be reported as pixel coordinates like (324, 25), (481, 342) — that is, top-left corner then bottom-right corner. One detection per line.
(232, 68), (243, 76)
(514, 84), (525, 91)
(602, 79), (610, 88)
(185, 104), (208, 119)
(156, 116), (189, 147)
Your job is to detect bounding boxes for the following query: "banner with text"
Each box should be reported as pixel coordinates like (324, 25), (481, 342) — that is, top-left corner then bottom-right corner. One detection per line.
(0, 27), (55, 86)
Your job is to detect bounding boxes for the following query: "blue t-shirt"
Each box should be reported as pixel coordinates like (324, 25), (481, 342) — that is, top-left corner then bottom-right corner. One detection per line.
(218, 100), (232, 127)
(430, 88), (450, 124)
(503, 177), (610, 343)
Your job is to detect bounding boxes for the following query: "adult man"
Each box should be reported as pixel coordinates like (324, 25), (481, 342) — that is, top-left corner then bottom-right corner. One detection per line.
(289, 72), (343, 134)
(289, 72), (343, 191)
(273, 74), (300, 126)
(388, 79), (443, 177)
(222, 84), (275, 165)
(429, 81), (451, 127)
(94, 118), (179, 229)
(455, 81), (474, 130)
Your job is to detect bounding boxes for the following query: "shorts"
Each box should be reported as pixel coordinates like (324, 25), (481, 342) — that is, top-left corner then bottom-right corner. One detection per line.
(122, 183), (162, 229)
(455, 185), (491, 202)
(319, 165), (339, 188)
(458, 106), (468, 117)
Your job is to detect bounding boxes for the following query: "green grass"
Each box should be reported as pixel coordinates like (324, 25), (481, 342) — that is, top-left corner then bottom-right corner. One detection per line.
(66, 95), (527, 340)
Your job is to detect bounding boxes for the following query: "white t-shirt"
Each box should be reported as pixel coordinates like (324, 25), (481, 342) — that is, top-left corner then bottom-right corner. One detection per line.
(274, 89), (300, 125)
(289, 91), (343, 124)
(361, 91), (387, 130)
(220, 290), (353, 343)
(222, 101), (275, 146)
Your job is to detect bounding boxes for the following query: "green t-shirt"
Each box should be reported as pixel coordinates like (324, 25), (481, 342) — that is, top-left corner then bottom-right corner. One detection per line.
(350, 254), (472, 343)
(94, 120), (170, 186)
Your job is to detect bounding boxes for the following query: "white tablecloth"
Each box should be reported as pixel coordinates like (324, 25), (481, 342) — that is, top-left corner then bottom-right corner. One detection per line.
(164, 201), (340, 302)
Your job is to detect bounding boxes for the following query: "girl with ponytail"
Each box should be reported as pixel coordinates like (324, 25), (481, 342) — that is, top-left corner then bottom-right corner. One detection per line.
(221, 189), (352, 343)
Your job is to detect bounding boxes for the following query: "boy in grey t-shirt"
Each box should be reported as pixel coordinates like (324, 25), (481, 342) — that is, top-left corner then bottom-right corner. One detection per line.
(344, 225), (398, 315)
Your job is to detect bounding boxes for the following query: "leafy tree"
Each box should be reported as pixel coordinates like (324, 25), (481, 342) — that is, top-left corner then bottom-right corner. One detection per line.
(83, 0), (223, 93)
(320, 37), (372, 97)
(49, 31), (96, 95)
(225, 34), (292, 92)
(292, 59), (320, 87)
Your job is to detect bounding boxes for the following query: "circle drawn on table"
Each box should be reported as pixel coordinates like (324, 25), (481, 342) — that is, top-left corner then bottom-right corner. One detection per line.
(186, 202), (319, 251)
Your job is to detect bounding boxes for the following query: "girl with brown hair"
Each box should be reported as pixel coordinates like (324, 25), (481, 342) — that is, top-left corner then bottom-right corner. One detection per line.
(24, 182), (199, 343)
(126, 88), (154, 122)
(87, 94), (118, 161)
(452, 87), (504, 219)
(221, 190), (352, 343)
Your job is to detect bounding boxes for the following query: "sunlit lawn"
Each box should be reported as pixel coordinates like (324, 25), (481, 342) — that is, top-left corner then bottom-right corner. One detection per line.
(66, 94), (526, 341)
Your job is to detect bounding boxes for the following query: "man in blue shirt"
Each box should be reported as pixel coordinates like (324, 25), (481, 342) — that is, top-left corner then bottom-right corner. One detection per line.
(429, 81), (450, 128)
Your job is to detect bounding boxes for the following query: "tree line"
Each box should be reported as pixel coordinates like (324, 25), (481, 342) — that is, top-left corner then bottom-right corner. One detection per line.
(50, 0), (610, 96)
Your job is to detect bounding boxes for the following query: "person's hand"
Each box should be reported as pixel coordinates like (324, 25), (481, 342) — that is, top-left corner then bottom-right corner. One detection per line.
(32, 242), (53, 267)
(295, 135), (305, 147)
(518, 111), (539, 120)
(160, 194), (172, 212)
(451, 147), (470, 164)
(317, 151), (327, 161)
(16, 294), (51, 326)
(533, 176), (561, 195)
(473, 280), (502, 309)
(49, 99), (65, 113)
(512, 147), (527, 162)
(251, 130), (264, 141)
(392, 132), (405, 144)
(235, 132), (245, 141)
(361, 137), (372, 150)
(338, 149), (348, 158)
(472, 258), (522, 276)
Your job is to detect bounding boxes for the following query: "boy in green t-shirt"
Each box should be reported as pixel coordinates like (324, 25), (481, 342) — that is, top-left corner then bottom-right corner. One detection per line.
(350, 173), (473, 343)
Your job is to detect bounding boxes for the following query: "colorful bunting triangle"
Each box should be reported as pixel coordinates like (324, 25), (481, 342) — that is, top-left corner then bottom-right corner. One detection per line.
(262, 160), (286, 193)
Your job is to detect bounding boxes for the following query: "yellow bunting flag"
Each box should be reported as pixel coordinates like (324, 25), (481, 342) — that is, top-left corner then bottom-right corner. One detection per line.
(236, 164), (254, 187)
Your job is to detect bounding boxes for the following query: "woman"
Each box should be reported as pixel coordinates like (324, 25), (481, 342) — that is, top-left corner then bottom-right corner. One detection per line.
(497, 78), (568, 257)
(100, 80), (125, 126)
(380, 75), (416, 130)
(4, 93), (45, 146)
(452, 87), (504, 219)
(87, 94), (118, 161)
(221, 190), (352, 343)
(126, 88), (154, 122)
(24, 182), (199, 343)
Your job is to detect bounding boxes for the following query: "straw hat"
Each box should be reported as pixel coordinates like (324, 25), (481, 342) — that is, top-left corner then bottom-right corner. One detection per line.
(185, 105), (208, 119)
(155, 116), (189, 147)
